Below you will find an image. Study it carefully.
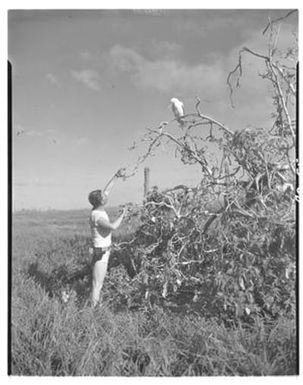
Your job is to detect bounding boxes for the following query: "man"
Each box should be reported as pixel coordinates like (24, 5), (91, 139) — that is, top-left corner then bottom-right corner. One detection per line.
(88, 168), (127, 307)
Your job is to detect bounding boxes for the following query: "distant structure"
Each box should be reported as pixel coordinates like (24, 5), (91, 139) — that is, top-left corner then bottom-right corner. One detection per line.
(144, 167), (150, 198)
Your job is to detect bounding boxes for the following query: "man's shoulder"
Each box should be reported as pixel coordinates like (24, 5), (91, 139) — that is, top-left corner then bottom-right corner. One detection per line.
(91, 209), (108, 220)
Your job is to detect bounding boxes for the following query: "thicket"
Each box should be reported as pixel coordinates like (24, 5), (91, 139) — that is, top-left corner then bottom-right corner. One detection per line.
(112, 11), (298, 324)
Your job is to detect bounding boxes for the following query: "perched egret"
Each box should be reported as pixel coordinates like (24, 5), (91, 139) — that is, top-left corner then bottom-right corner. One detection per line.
(170, 98), (185, 126)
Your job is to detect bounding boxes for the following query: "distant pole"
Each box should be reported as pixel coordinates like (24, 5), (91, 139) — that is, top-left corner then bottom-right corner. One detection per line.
(144, 167), (150, 198)
(224, 160), (230, 207)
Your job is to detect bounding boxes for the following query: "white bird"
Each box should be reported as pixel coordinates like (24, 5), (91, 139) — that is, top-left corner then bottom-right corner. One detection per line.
(170, 98), (185, 126)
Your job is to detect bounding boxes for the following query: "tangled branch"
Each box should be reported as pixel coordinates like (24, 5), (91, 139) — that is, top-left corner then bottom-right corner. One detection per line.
(262, 10), (297, 35)
(227, 14), (297, 147)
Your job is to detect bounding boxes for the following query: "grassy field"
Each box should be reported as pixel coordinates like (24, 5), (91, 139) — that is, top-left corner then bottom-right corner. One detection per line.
(10, 209), (297, 376)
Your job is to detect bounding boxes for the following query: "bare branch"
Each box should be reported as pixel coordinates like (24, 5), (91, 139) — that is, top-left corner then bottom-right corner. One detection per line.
(241, 46), (269, 61)
(262, 10), (297, 35)
(161, 131), (213, 176)
(226, 53), (243, 108)
(273, 63), (296, 95)
(267, 60), (296, 143)
(227, 46), (270, 107)
(145, 200), (181, 218)
(227, 43), (296, 147)
(195, 97), (234, 136)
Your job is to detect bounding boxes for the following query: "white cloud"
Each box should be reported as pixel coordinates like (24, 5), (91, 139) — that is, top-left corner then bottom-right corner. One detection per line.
(71, 69), (101, 91)
(109, 45), (143, 72)
(106, 19), (296, 129)
(107, 11), (297, 98)
(27, 128), (57, 138)
(74, 137), (88, 146)
(46, 73), (60, 87)
(26, 130), (44, 137)
(14, 125), (62, 143)
(150, 40), (182, 59)
(109, 44), (225, 94)
(14, 124), (44, 137)
(80, 51), (96, 61)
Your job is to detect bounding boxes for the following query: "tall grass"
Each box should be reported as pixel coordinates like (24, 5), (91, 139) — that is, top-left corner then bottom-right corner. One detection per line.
(11, 210), (297, 376)
(11, 277), (297, 376)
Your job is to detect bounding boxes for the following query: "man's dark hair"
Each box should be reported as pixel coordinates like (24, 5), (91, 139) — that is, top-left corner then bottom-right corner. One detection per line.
(88, 190), (104, 208)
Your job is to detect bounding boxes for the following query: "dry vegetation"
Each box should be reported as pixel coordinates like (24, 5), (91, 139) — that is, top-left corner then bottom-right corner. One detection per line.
(11, 12), (298, 376)
(11, 209), (297, 376)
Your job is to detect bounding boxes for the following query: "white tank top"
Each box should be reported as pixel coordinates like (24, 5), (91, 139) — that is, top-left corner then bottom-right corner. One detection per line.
(90, 209), (112, 248)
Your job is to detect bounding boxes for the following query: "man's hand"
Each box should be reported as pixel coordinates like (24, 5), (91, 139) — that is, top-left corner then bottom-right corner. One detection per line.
(120, 205), (128, 216)
(115, 168), (126, 178)
(103, 168), (126, 198)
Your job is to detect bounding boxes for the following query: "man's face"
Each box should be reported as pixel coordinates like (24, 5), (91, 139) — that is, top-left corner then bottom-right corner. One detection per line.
(100, 193), (108, 206)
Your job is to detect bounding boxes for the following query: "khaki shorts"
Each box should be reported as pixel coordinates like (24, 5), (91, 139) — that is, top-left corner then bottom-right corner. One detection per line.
(91, 247), (111, 265)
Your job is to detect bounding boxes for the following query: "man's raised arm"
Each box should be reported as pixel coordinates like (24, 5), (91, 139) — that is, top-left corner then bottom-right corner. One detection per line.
(103, 168), (126, 198)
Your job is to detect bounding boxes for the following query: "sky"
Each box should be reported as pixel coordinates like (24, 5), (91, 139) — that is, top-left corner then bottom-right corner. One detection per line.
(8, 9), (298, 211)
